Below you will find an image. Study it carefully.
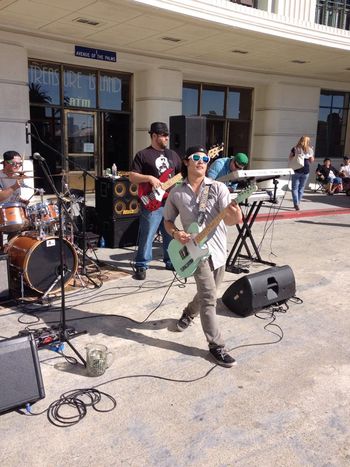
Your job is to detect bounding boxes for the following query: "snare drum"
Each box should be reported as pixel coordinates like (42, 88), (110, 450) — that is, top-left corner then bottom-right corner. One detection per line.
(7, 232), (78, 294)
(0, 202), (29, 233)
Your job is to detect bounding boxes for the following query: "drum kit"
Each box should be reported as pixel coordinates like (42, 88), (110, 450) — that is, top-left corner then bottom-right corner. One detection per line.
(0, 171), (92, 298)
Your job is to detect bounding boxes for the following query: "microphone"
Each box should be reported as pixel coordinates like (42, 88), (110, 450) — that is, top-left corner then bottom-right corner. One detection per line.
(25, 122), (30, 145)
(33, 152), (45, 161)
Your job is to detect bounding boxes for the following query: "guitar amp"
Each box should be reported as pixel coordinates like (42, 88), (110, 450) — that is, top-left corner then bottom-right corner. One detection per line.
(95, 177), (140, 219)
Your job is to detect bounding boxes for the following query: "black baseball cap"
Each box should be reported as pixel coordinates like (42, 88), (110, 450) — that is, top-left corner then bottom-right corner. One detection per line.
(185, 146), (207, 158)
(149, 122), (169, 135)
(2, 150), (21, 163)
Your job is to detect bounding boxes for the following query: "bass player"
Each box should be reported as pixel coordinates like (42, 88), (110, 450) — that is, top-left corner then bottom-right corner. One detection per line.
(163, 145), (242, 368)
(129, 122), (181, 280)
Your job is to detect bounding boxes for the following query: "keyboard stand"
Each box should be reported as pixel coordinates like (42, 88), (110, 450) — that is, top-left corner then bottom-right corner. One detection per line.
(226, 199), (276, 274)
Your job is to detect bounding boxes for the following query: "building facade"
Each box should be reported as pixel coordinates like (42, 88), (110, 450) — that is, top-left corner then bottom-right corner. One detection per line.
(0, 0), (349, 191)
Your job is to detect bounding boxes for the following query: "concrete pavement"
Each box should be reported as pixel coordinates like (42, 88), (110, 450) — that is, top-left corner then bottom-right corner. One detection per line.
(0, 187), (349, 467)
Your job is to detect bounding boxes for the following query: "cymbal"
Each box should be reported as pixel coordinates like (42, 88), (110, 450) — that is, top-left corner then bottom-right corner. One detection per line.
(2, 174), (41, 180)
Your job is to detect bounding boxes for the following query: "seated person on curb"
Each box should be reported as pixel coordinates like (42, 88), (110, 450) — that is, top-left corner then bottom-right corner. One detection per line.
(164, 145), (242, 368)
(316, 158), (342, 195)
(207, 152), (249, 191)
(128, 122), (181, 281)
(339, 156), (350, 182)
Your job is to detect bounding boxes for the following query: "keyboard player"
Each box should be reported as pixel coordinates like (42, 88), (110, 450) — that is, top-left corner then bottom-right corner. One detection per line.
(208, 152), (249, 192)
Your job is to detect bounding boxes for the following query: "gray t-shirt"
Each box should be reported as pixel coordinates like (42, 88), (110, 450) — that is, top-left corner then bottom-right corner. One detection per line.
(0, 171), (21, 203)
(163, 177), (231, 269)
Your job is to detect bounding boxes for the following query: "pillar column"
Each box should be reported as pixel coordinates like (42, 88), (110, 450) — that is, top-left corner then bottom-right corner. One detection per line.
(0, 42), (30, 159)
(134, 68), (183, 152)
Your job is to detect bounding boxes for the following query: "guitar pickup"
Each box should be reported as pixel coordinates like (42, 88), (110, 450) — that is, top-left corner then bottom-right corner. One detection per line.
(180, 258), (193, 272)
(179, 245), (189, 260)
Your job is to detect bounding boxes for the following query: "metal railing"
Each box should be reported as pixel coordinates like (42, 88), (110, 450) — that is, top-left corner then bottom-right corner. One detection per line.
(315, 0), (350, 30)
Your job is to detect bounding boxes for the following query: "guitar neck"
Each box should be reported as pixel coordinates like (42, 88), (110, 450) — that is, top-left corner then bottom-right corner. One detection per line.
(162, 172), (183, 190)
(194, 185), (256, 244)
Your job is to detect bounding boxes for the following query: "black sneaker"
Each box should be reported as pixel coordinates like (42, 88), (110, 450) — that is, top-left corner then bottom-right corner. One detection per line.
(209, 347), (236, 368)
(177, 309), (193, 331)
(134, 267), (146, 280)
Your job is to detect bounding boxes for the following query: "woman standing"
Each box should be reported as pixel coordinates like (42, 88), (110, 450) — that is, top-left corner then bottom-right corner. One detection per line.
(289, 136), (315, 210)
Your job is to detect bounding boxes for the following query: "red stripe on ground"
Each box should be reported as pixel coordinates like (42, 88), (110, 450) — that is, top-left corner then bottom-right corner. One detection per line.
(256, 208), (350, 222)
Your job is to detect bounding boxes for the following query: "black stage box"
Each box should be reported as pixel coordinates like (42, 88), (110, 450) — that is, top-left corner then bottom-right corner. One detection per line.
(0, 334), (45, 413)
(0, 254), (10, 300)
(222, 265), (296, 317)
(101, 216), (139, 248)
(170, 115), (206, 159)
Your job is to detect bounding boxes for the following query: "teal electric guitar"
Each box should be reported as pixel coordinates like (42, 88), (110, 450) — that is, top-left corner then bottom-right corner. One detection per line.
(168, 184), (257, 278)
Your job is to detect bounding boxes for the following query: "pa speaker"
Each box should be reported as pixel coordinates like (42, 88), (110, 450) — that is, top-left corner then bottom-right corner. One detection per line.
(170, 115), (206, 158)
(95, 177), (140, 219)
(0, 254), (10, 300)
(100, 216), (140, 248)
(222, 265), (296, 317)
(0, 334), (45, 413)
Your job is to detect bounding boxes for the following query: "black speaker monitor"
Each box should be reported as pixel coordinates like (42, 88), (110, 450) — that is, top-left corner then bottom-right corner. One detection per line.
(0, 254), (10, 300)
(169, 115), (206, 158)
(101, 216), (140, 248)
(222, 265), (296, 317)
(0, 334), (45, 413)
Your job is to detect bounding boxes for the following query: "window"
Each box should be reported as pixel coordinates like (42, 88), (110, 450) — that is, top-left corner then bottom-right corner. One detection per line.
(182, 81), (253, 156)
(28, 60), (132, 192)
(182, 84), (199, 116)
(316, 90), (350, 159)
(315, 0), (350, 30)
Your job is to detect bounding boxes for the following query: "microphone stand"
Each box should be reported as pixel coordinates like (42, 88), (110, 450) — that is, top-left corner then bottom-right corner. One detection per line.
(29, 128), (99, 286)
(34, 155), (87, 366)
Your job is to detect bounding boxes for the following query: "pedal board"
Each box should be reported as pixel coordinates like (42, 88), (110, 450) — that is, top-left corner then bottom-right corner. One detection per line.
(18, 326), (76, 348)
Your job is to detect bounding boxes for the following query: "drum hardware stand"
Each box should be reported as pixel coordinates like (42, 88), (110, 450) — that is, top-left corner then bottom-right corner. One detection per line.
(33, 155), (87, 366)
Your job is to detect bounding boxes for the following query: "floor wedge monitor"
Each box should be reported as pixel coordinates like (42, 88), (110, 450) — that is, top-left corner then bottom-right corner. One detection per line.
(0, 334), (45, 413)
(222, 265), (296, 317)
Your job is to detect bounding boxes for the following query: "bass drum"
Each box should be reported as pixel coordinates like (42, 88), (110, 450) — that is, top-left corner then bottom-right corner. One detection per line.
(7, 232), (78, 294)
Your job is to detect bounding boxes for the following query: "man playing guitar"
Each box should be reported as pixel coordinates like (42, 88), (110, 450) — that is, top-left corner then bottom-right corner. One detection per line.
(164, 145), (242, 368)
(129, 122), (181, 280)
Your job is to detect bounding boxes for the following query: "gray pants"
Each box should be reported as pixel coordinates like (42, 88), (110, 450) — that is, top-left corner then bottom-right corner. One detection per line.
(186, 258), (225, 349)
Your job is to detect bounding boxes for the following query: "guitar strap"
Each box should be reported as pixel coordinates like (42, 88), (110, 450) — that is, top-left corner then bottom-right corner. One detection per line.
(197, 184), (211, 226)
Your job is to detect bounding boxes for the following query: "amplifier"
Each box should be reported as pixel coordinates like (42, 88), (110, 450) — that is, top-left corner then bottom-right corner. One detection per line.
(0, 254), (10, 300)
(95, 177), (140, 220)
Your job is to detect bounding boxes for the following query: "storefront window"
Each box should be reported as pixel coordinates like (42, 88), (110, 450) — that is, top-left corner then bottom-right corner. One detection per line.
(99, 73), (130, 111)
(28, 62), (60, 105)
(317, 89), (350, 159)
(63, 69), (96, 108)
(202, 86), (225, 117)
(182, 84), (199, 116)
(227, 88), (252, 120)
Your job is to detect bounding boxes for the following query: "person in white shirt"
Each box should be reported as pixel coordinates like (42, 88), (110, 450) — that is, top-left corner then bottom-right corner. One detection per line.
(339, 156), (350, 180)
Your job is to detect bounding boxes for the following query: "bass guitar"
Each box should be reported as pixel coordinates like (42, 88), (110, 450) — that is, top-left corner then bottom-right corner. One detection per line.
(167, 183), (256, 278)
(138, 144), (224, 211)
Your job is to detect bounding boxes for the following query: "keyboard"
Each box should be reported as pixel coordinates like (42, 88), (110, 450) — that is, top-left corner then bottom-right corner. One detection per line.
(219, 168), (294, 183)
(230, 190), (284, 203)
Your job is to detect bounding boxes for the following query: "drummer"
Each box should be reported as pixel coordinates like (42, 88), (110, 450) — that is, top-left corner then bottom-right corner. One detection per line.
(0, 150), (28, 248)
(0, 150), (29, 203)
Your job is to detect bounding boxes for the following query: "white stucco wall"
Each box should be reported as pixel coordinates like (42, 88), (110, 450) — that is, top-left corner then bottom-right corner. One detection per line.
(134, 68), (183, 152)
(253, 81), (320, 168)
(0, 42), (30, 158)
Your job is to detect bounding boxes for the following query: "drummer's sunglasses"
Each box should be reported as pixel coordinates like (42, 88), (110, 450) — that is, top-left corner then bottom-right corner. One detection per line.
(6, 161), (22, 167)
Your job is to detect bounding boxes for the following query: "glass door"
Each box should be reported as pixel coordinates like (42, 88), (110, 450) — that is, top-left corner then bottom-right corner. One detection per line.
(65, 110), (98, 191)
